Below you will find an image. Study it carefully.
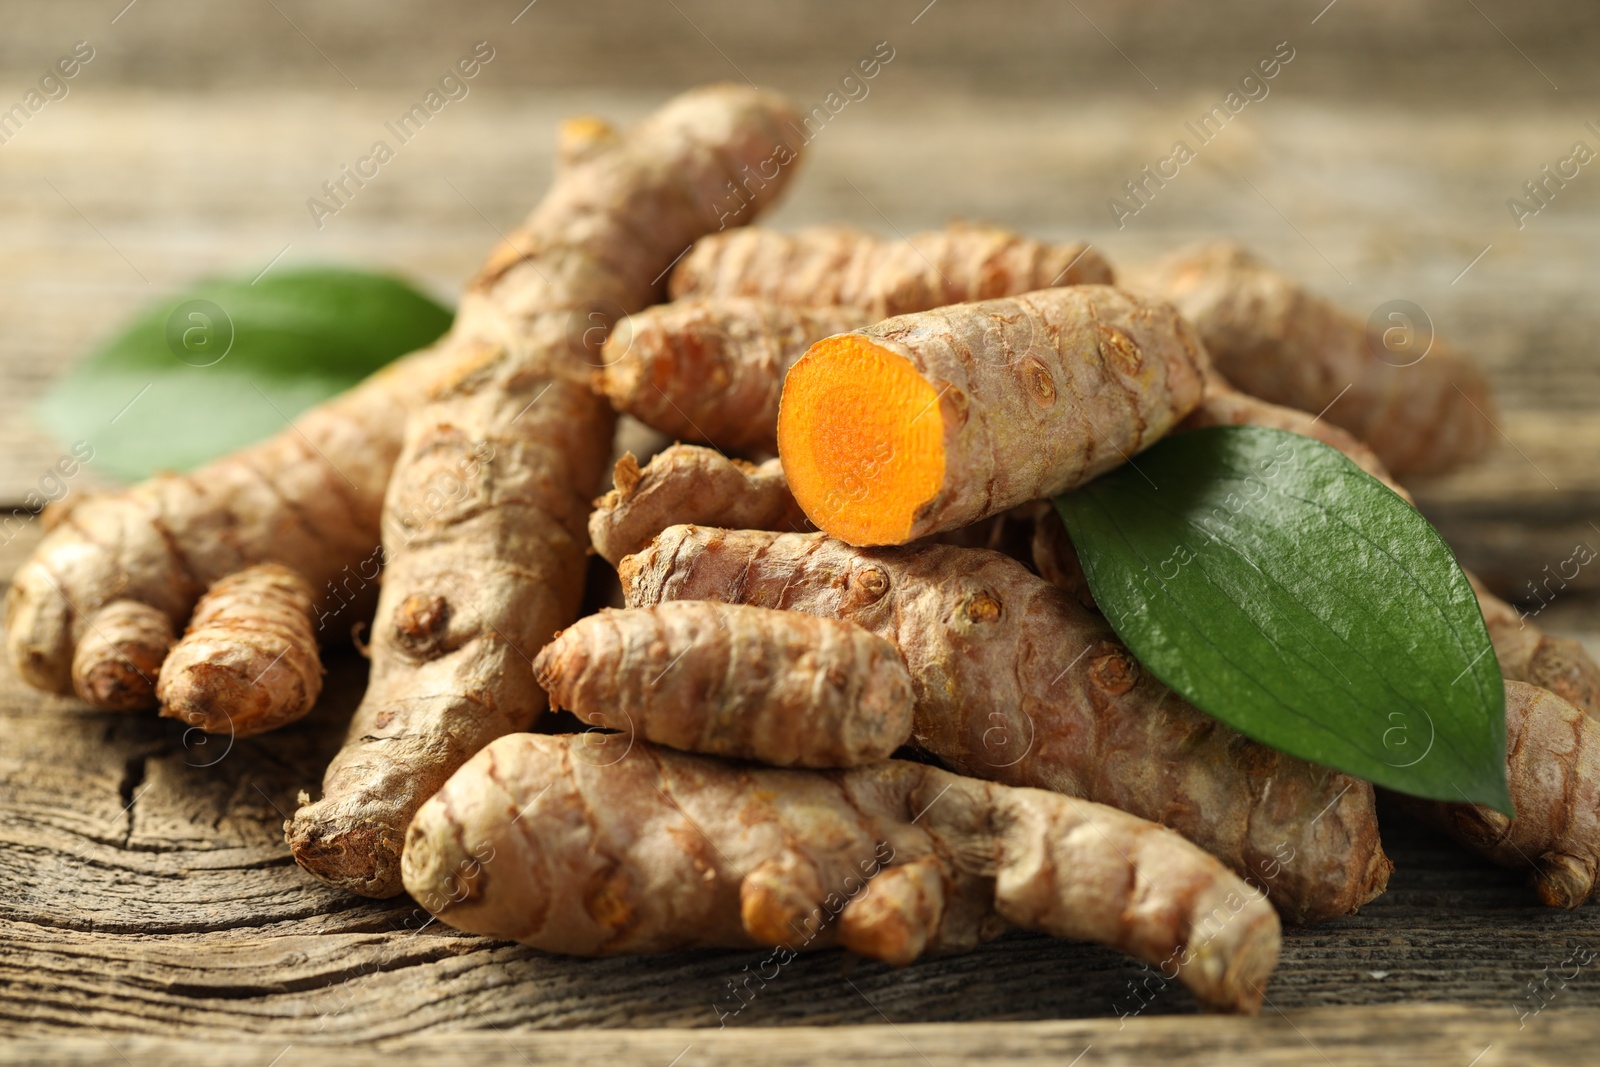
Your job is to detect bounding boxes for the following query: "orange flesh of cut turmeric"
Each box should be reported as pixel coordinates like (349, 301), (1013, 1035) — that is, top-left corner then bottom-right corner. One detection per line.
(779, 335), (944, 546)
(778, 287), (1208, 545)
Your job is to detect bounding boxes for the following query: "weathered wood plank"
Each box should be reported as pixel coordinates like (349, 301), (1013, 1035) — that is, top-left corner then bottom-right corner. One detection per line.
(2, 1006), (1599, 1067)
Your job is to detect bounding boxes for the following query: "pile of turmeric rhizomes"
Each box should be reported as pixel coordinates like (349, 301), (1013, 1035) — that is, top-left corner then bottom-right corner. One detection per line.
(9, 84), (1599, 1018)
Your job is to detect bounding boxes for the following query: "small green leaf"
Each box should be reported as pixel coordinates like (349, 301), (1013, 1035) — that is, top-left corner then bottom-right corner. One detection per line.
(38, 267), (453, 481)
(1055, 425), (1511, 813)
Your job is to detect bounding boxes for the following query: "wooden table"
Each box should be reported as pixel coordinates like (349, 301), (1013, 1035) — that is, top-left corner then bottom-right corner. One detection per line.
(3, 1), (1599, 1061)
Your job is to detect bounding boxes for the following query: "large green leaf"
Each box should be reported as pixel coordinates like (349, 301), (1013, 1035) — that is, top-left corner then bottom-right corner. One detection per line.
(1055, 425), (1511, 812)
(38, 267), (453, 481)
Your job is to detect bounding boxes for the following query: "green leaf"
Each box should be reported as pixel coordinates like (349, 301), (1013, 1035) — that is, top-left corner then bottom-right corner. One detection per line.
(38, 267), (453, 481)
(1055, 425), (1511, 813)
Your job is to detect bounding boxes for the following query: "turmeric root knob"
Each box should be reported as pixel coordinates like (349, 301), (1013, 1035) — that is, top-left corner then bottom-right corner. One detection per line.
(836, 857), (946, 966)
(1392, 681), (1600, 908)
(70, 601), (175, 711)
(156, 564), (324, 738)
(779, 334), (946, 545)
(1136, 240), (1494, 476)
(534, 602), (915, 767)
(668, 223), (1116, 316)
(600, 298), (873, 452)
(588, 445), (809, 567)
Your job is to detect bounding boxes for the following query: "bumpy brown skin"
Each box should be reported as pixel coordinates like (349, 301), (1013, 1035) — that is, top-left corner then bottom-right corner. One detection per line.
(1134, 241), (1494, 477)
(1392, 682), (1600, 908)
(669, 222), (1115, 317)
(156, 564), (323, 738)
(601, 299), (872, 452)
(622, 526), (1391, 925)
(534, 602), (913, 767)
(285, 86), (802, 898)
(779, 286), (1209, 545)
(402, 733), (1281, 1013)
(1473, 577), (1600, 720)
(69, 601), (175, 711)
(589, 444), (809, 567)
(1179, 380), (1600, 719)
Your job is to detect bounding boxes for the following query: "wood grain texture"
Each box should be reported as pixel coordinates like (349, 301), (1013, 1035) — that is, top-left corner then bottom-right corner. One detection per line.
(6, 0), (1600, 99)
(1, 1006), (1599, 1067)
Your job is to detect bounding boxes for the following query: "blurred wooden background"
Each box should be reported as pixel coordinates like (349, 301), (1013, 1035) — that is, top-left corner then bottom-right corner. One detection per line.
(2, 1), (1598, 1062)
